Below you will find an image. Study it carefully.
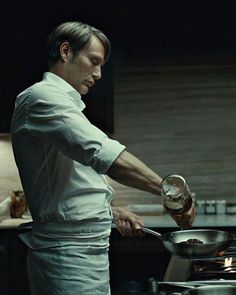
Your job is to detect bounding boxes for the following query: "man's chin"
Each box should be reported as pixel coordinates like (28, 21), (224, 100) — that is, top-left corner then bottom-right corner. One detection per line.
(77, 86), (89, 95)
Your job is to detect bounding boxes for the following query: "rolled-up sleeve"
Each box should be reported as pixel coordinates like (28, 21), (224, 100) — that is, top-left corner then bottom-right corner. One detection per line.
(90, 137), (125, 173)
(26, 86), (126, 173)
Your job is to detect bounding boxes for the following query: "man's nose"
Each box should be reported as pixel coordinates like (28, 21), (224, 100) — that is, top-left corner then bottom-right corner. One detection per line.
(93, 66), (102, 80)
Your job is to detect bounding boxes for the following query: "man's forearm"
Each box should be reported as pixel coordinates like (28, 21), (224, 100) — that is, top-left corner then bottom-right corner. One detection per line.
(107, 150), (162, 195)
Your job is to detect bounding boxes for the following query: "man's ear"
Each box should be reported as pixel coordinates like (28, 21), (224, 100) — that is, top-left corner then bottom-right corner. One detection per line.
(59, 42), (73, 62)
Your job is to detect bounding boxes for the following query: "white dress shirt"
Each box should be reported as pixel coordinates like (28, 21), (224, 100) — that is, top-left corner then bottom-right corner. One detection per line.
(11, 72), (125, 226)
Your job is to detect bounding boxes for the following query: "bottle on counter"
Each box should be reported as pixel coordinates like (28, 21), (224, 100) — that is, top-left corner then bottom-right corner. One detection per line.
(147, 277), (158, 294)
(161, 174), (193, 215)
(205, 200), (216, 214)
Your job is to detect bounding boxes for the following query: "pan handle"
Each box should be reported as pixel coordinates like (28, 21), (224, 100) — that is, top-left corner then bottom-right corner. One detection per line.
(140, 226), (162, 238)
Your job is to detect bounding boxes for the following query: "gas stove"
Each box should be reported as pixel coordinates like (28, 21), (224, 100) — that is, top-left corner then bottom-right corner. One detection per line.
(188, 241), (236, 281)
(189, 256), (236, 280)
(158, 241), (236, 294)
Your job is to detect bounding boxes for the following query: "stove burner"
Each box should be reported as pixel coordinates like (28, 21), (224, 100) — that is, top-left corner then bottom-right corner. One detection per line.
(162, 241), (236, 293)
(189, 257), (236, 280)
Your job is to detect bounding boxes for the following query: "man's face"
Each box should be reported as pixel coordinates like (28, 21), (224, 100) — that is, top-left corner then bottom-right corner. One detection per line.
(65, 35), (105, 94)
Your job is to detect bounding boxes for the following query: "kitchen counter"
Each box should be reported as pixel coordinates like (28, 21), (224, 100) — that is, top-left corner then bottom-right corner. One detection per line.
(0, 217), (32, 229)
(0, 214), (235, 229)
(142, 214), (236, 228)
(0, 214), (235, 295)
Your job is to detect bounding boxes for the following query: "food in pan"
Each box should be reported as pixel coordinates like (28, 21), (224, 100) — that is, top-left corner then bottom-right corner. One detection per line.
(179, 238), (204, 245)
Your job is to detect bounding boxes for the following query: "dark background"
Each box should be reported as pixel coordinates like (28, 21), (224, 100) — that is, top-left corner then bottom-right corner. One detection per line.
(1, 0), (236, 133)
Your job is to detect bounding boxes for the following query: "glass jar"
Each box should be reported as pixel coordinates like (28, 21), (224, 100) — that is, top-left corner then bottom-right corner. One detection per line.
(196, 200), (205, 214)
(216, 200), (226, 214)
(205, 200), (216, 214)
(161, 174), (193, 215)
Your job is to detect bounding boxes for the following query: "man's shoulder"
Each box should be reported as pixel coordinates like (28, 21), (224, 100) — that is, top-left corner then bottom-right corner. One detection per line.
(18, 80), (64, 100)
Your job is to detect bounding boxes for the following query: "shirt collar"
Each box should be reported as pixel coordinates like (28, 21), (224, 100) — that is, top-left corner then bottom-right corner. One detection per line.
(42, 72), (86, 111)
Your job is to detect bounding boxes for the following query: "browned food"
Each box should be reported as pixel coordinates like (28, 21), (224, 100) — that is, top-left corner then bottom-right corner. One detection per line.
(179, 238), (204, 245)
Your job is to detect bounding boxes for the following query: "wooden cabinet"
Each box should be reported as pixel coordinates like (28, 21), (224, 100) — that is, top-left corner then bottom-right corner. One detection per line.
(109, 228), (171, 293)
(0, 229), (30, 295)
(0, 232), (8, 295)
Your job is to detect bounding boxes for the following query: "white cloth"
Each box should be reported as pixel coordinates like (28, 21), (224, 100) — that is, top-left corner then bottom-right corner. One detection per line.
(11, 72), (126, 224)
(25, 222), (111, 295)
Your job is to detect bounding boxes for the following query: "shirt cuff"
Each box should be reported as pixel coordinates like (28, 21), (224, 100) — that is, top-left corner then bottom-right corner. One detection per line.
(91, 138), (126, 174)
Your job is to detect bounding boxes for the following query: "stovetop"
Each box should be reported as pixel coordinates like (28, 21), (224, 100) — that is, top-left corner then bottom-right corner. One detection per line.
(189, 258), (236, 280)
(188, 241), (236, 280)
(158, 280), (236, 295)
(159, 240), (236, 294)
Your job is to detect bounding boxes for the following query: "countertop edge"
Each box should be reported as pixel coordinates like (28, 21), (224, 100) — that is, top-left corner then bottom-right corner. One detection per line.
(0, 214), (236, 229)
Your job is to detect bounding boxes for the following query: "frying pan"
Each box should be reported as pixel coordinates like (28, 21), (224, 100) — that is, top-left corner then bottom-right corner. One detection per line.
(141, 227), (235, 259)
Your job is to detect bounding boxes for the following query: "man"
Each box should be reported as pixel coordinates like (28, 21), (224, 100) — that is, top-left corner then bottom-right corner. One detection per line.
(11, 21), (195, 295)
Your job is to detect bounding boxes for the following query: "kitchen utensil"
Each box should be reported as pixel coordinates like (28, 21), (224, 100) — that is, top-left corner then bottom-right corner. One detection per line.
(141, 227), (235, 259)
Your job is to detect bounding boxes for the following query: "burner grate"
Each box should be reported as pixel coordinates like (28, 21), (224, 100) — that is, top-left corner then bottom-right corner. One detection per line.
(189, 254), (236, 280)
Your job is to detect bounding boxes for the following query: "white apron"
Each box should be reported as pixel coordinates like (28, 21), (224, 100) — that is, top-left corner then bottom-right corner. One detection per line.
(19, 221), (112, 295)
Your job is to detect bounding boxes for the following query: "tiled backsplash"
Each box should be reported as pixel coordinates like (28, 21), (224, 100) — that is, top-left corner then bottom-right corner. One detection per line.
(0, 134), (22, 202)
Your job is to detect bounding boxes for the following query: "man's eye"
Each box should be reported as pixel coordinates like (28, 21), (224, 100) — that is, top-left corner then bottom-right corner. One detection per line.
(91, 59), (99, 66)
